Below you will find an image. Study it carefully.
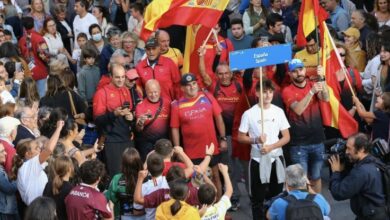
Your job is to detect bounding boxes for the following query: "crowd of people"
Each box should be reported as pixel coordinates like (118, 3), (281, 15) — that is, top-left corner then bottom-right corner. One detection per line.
(0, 0), (390, 219)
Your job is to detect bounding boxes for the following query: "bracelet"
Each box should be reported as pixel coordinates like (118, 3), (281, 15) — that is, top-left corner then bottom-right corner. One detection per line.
(206, 154), (213, 158)
(309, 90), (314, 96)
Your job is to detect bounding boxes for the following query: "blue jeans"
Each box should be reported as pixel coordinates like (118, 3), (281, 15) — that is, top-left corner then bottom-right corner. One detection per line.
(290, 143), (325, 180)
(35, 78), (47, 98)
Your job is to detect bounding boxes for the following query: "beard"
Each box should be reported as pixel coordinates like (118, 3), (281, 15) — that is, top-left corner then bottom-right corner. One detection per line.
(292, 76), (305, 83)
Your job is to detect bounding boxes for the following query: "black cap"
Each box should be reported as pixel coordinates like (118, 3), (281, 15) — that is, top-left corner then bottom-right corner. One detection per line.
(145, 37), (158, 48)
(180, 73), (197, 85)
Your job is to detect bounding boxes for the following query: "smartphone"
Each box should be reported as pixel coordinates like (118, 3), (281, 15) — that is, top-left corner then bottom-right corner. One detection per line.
(260, 36), (269, 43)
(15, 62), (22, 72)
(122, 101), (130, 109)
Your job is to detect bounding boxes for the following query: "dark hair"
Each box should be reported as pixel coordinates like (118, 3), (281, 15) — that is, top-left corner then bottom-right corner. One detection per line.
(154, 139), (173, 158)
(166, 165), (185, 182)
(59, 118), (77, 138)
(59, 68), (75, 89)
(10, 138), (35, 180)
(81, 47), (98, 65)
(266, 13), (283, 28)
(88, 23), (102, 35)
(146, 153), (164, 177)
(366, 32), (381, 60)
(3, 29), (12, 36)
(230, 18), (243, 27)
(0, 42), (20, 58)
(54, 4), (67, 15)
(130, 2), (144, 15)
(349, 133), (371, 153)
(305, 30), (319, 43)
(22, 16), (35, 30)
(19, 77), (40, 107)
(45, 74), (66, 97)
(76, 32), (88, 41)
(363, 12), (379, 32)
(75, 0), (89, 10)
(169, 179), (189, 216)
(24, 197), (58, 220)
(79, 159), (105, 184)
(42, 17), (56, 35)
(40, 108), (68, 137)
(255, 79), (275, 91)
(121, 148), (143, 194)
(4, 61), (15, 78)
(93, 6), (111, 23)
(198, 183), (216, 205)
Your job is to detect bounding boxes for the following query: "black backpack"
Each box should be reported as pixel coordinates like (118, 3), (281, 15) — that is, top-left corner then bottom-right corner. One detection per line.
(375, 162), (390, 216)
(283, 194), (324, 220)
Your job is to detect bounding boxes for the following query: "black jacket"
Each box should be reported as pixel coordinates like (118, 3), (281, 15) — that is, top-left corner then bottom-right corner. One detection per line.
(13, 125), (35, 146)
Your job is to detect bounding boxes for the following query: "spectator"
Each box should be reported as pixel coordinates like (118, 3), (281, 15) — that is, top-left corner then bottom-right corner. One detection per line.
(259, 13), (292, 43)
(124, 69), (143, 110)
(28, 0), (51, 32)
(13, 106), (40, 145)
(0, 77), (14, 104)
(0, 42), (31, 81)
(11, 120), (63, 205)
(135, 80), (171, 160)
(294, 31), (322, 80)
(329, 133), (388, 219)
(243, 0), (269, 36)
(136, 37), (181, 101)
(18, 16), (50, 98)
(342, 27), (367, 72)
(171, 73), (227, 199)
(0, 102), (16, 117)
(281, 59), (329, 193)
(350, 10), (374, 51)
(105, 148), (145, 219)
(323, 0), (350, 38)
(99, 27), (122, 75)
(0, 13), (17, 44)
(0, 141), (18, 219)
(269, 0), (282, 15)
(77, 47), (100, 103)
(24, 197), (58, 220)
(238, 80), (290, 219)
(228, 18), (254, 51)
(53, 4), (73, 54)
(93, 63), (135, 177)
(18, 77), (40, 110)
(71, 32), (88, 71)
(92, 5), (113, 37)
(121, 31), (144, 69)
(127, 3), (144, 37)
(0, 116), (19, 174)
(109, 0), (128, 32)
(72, 0), (98, 48)
(267, 164), (331, 220)
(43, 155), (74, 220)
(65, 159), (113, 220)
(374, 0), (390, 27)
(198, 164), (232, 220)
(85, 24), (106, 56)
(155, 179), (201, 220)
(156, 30), (183, 69)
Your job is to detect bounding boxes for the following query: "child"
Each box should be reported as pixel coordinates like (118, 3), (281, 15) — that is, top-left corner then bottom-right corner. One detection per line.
(0, 76), (15, 104)
(77, 47), (100, 104)
(198, 163), (232, 220)
(155, 179), (200, 220)
(71, 33), (88, 72)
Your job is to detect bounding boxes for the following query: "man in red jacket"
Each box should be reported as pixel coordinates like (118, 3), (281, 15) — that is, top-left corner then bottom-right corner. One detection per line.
(18, 17), (49, 98)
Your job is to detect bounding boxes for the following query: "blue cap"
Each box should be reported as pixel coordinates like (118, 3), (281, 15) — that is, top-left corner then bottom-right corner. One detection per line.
(288, 59), (304, 71)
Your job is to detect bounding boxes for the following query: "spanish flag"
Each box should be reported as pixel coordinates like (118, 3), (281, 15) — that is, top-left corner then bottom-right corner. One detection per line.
(296, 0), (328, 47)
(320, 23), (358, 138)
(140, 0), (229, 41)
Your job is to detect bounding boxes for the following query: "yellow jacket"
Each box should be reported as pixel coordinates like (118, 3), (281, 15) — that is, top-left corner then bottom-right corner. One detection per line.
(156, 199), (200, 220)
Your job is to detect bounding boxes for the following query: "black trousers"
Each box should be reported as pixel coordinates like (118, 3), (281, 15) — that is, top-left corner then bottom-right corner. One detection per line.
(104, 142), (133, 177)
(250, 158), (284, 220)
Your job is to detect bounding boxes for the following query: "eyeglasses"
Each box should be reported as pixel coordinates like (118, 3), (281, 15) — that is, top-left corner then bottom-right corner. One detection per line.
(123, 40), (136, 44)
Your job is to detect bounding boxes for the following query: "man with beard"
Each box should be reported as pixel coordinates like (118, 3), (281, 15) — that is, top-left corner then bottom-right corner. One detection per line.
(329, 133), (388, 220)
(282, 59), (329, 193)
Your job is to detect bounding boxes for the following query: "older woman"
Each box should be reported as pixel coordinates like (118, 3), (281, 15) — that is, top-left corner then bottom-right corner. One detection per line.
(121, 31), (144, 69)
(374, 0), (390, 27)
(53, 4), (73, 53)
(28, 0), (51, 32)
(99, 27), (122, 75)
(342, 27), (367, 72)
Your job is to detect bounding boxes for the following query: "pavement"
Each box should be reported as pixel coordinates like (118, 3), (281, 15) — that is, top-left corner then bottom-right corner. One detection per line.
(229, 166), (355, 220)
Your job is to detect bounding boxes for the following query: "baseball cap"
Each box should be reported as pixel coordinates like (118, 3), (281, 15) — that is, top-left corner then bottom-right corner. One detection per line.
(288, 59), (304, 71)
(125, 69), (139, 80)
(180, 73), (197, 85)
(342, 27), (360, 39)
(145, 37), (158, 48)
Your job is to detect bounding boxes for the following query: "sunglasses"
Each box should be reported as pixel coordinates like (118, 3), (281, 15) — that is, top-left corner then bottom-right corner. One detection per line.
(339, 53), (346, 57)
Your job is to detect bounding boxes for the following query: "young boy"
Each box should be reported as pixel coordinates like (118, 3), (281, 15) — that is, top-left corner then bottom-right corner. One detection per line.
(0, 76), (15, 104)
(198, 163), (232, 220)
(72, 33), (88, 72)
(77, 47), (100, 104)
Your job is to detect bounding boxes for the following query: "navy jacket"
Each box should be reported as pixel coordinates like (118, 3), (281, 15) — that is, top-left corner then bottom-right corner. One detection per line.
(329, 155), (386, 217)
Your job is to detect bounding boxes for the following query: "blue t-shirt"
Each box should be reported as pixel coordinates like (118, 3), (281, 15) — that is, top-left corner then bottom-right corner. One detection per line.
(268, 190), (331, 220)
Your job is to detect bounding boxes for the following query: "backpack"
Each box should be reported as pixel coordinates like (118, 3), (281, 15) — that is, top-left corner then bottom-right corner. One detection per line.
(375, 162), (390, 216)
(283, 194), (324, 220)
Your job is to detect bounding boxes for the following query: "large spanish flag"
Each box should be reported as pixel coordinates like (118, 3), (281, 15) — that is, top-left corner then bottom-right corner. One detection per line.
(320, 23), (358, 138)
(296, 0), (328, 47)
(140, 0), (229, 41)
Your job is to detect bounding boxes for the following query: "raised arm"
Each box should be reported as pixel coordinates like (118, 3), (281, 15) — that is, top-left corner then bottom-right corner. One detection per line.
(39, 120), (64, 164)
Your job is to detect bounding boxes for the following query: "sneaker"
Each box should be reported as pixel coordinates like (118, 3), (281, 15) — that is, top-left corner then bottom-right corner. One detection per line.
(228, 201), (240, 212)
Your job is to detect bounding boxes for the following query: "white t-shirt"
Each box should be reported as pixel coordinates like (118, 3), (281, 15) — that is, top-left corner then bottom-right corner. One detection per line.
(239, 104), (290, 162)
(73, 13), (98, 48)
(0, 90), (15, 104)
(201, 195), (231, 220)
(17, 155), (48, 205)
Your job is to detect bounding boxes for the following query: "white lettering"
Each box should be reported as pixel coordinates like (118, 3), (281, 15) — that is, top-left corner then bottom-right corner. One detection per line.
(70, 190), (90, 198)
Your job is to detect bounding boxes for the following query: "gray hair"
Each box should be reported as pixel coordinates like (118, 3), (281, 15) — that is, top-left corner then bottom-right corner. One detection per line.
(285, 164), (308, 189)
(106, 27), (122, 40)
(14, 106), (33, 120)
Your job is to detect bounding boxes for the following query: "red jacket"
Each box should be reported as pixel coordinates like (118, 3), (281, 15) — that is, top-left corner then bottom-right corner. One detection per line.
(18, 31), (49, 81)
(0, 139), (15, 175)
(136, 56), (181, 101)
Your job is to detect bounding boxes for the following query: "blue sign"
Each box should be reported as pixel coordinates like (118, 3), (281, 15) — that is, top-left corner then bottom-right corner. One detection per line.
(229, 44), (292, 71)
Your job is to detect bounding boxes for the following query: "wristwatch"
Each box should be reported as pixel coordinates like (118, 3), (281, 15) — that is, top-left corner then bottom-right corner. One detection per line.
(220, 136), (227, 141)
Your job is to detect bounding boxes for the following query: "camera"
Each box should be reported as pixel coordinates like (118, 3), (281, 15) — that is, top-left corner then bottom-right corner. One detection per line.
(326, 138), (347, 162)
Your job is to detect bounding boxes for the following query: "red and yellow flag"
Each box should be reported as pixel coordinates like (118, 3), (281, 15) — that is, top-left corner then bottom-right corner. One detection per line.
(140, 0), (229, 41)
(320, 22), (358, 138)
(296, 0), (328, 47)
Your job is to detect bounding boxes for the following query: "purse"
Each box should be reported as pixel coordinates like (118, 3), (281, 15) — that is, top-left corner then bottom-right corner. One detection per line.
(68, 91), (86, 125)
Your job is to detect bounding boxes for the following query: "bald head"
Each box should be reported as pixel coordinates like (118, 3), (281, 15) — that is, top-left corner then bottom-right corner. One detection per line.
(145, 79), (161, 102)
(111, 64), (126, 88)
(157, 30), (170, 53)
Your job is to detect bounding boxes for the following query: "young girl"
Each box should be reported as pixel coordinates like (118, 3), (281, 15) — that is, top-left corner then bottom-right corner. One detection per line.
(155, 179), (200, 220)
(72, 33), (88, 72)
(0, 142), (18, 219)
(10, 120), (63, 205)
(43, 155), (74, 220)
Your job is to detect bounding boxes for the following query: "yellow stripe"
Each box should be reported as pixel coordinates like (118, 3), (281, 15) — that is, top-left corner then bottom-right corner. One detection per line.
(327, 87), (340, 128)
(302, 0), (316, 37)
(179, 94), (205, 108)
(183, 25), (199, 73)
(143, 0), (173, 31)
(183, 0), (229, 10)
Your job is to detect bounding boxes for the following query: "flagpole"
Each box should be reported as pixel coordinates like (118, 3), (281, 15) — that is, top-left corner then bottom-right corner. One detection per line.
(314, 16), (320, 67)
(202, 29), (214, 47)
(259, 67), (264, 134)
(324, 22), (356, 97)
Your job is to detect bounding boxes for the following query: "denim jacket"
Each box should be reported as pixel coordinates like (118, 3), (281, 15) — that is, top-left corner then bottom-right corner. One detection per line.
(0, 166), (18, 214)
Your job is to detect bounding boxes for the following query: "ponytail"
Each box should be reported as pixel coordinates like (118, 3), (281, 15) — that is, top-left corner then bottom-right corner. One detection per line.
(9, 154), (24, 181)
(52, 175), (63, 195)
(170, 199), (182, 216)
(51, 155), (74, 195)
(9, 138), (34, 181)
